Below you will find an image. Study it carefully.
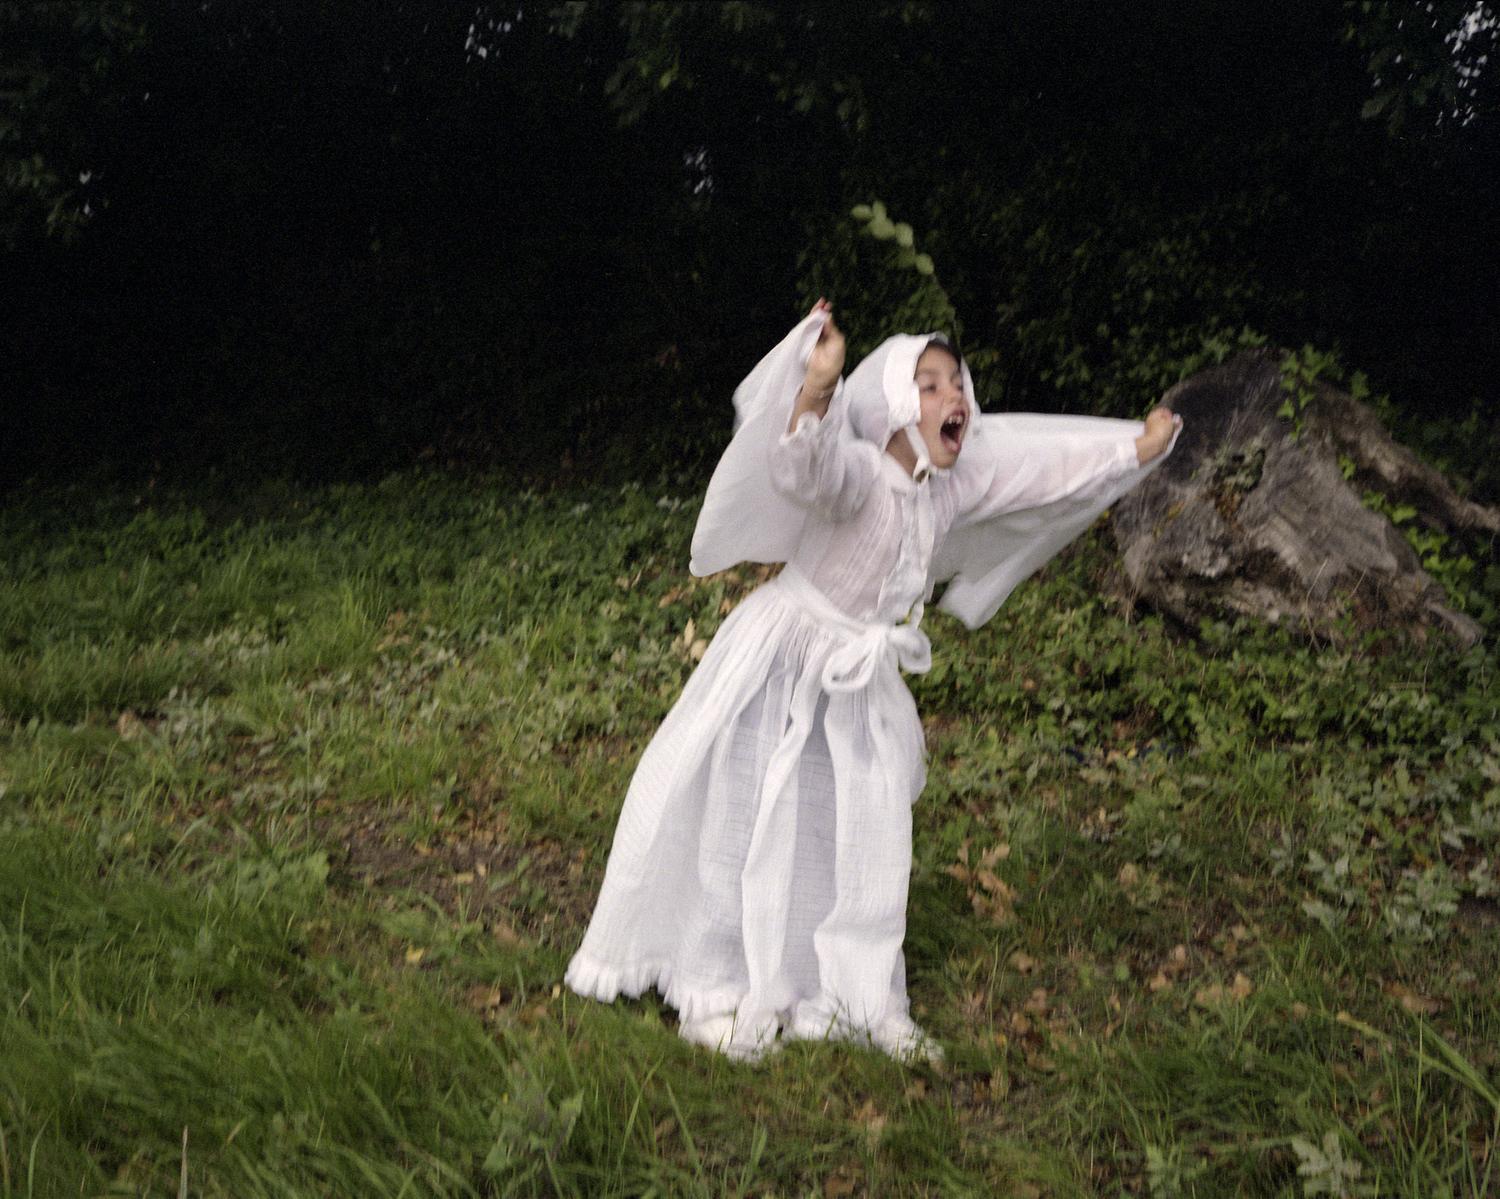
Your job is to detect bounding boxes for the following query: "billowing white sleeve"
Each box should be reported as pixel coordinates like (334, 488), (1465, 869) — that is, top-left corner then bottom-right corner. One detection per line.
(930, 413), (1175, 629)
(954, 426), (1139, 525)
(769, 394), (880, 522)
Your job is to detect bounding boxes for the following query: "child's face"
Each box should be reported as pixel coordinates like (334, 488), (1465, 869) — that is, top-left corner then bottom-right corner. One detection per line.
(913, 346), (968, 469)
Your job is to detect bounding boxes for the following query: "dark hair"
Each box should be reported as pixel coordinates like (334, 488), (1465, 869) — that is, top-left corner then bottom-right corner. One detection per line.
(922, 335), (963, 368)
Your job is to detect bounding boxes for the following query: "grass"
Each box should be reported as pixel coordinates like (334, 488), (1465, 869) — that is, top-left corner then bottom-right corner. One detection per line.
(1, 470), (1496, 1196)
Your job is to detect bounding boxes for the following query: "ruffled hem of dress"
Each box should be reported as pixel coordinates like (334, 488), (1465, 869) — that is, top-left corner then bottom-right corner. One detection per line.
(564, 951), (752, 1025)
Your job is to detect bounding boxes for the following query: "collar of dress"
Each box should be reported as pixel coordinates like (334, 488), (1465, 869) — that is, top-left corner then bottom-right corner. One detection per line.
(880, 450), (953, 493)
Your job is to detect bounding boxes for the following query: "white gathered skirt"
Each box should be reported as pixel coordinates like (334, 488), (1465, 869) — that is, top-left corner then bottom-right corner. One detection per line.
(565, 571), (928, 1040)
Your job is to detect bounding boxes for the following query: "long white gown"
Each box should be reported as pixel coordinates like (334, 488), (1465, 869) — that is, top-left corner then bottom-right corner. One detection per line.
(564, 313), (1173, 1059)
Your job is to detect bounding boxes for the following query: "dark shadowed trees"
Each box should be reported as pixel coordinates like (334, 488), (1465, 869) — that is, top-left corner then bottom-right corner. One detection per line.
(2, 1), (1496, 497)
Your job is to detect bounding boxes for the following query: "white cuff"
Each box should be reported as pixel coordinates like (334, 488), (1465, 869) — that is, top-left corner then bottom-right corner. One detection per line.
(780, 409), (827, 444)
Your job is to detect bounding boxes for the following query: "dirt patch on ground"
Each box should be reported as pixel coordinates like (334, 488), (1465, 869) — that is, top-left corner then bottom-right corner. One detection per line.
(1458, 894), (1500, 928)
(326, 807), (599, 949)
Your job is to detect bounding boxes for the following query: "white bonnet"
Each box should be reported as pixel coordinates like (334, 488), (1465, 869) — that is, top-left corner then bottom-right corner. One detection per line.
(843, 333), (980, 476)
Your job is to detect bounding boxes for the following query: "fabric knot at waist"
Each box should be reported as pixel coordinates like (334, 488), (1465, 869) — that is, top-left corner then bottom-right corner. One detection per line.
(774, 565), (932, 693)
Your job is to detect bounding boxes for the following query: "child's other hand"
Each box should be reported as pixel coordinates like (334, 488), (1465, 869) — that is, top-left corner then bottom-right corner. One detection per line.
(804, 300), (845, 396)
(1135, 406), (1181, 465)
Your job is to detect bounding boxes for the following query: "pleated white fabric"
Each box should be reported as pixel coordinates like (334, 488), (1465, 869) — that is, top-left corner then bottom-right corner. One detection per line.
(565, 315), (1175, 1059)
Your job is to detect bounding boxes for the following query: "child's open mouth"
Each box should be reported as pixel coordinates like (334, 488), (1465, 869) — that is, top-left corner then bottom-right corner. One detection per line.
(940, 410), (966, 455)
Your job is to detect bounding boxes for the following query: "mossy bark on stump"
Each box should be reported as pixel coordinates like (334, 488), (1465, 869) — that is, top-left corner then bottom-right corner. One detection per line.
(1111, 350), (1495, 646)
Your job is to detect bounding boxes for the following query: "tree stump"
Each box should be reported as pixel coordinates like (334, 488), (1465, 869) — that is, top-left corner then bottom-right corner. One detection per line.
(1111, 350), (1497, 646)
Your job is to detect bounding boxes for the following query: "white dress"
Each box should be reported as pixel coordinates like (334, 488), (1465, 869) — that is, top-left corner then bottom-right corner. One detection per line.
(565, 316), (1168, 1059)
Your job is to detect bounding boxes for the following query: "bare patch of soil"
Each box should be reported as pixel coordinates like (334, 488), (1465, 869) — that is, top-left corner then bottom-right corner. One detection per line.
(326, 808), (598, 948)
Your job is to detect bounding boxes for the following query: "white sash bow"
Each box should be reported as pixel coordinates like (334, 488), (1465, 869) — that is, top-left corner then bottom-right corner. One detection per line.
(775, 565), (932, 692)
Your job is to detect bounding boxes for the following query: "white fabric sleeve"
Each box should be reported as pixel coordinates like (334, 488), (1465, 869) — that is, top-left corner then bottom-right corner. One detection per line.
(930, 413), (1177, 629)
(954, 426), (1138, 526)
(692, 310), (855, 576)
(768, 398), (880, 522)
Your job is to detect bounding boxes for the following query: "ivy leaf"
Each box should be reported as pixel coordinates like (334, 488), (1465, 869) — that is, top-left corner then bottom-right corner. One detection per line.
(1301, 899), (1341, 931)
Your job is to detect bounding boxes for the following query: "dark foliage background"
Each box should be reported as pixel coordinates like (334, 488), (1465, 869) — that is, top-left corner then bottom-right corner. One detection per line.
(3, 1), (1497, 495)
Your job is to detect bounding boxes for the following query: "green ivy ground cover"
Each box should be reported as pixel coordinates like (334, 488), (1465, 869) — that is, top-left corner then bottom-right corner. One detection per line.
(1, 472), (1495, 1197)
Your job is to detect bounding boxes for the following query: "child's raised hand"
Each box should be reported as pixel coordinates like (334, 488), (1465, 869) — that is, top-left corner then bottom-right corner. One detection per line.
(787, 301), (846, 433)
(1135, 406), (1181, 465)
(804, 301), (846, 398)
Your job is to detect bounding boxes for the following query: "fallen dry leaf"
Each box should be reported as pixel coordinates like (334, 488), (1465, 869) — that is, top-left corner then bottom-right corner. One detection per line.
(1153, 943), (1190, 981)
(1194, 973), (1252, 1007)
(518, 1001), (549, 1025)
(947, 848), (1019, 924)
(980, 842), (1011, 865)
(404, 946), (426, 966)
(1383, 981), (1443, 1016)
(491, 918), (526, 947)
(852, 1099), (886, 1144)
(465, 984), (503, 1012)
(1024, 1049), (1056, 1072)
(823, 1172), (858, 1199)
